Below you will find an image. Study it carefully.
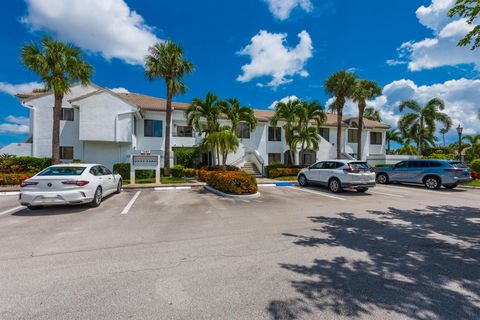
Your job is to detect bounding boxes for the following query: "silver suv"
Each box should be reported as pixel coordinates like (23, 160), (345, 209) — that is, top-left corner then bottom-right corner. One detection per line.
(297, 160), (376, 193)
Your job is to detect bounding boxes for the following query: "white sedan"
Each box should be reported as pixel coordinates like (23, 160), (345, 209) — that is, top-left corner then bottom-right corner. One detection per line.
(19, 164), (123, 210)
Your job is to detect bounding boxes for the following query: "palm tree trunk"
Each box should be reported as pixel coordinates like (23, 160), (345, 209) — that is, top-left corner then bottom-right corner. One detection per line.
(419, 117), (424, 156)
(164, 85), (173, 176)
(357, 103), (365, 160)
(387, 140), (391, 154)
(52, 93), (63, 164)
(336, 109), (343, 159)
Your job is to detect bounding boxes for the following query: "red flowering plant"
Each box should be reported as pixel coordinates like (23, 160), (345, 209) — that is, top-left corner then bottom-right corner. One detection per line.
(198, 170), (257, 195)
(0, 173), (32, 186)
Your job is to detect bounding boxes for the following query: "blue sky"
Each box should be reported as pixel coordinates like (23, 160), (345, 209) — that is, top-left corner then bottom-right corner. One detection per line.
(0, 0), (479, 147)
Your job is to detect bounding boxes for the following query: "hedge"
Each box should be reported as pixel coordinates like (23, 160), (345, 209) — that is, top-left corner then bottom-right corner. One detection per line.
(268, 167), (302, 179)
(198, 170), (257, 195)
(113, 163), (197, 179)
(471, 159), (480, 174)
(0, 156), (51, 173)
(201, 165), (239, 172)
(171, 165), (184, 178)
(0, 173), (32, 186)
(184, 168), (198, 177)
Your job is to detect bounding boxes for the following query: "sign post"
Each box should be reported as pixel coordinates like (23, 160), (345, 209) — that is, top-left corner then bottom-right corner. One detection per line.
(130, 152), (161, 185)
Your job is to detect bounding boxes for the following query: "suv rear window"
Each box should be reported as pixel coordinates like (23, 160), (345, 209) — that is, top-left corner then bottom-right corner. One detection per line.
(38, 166), (86, 176)
(349, 162), (371, 170)
(449, 161), (468, 168)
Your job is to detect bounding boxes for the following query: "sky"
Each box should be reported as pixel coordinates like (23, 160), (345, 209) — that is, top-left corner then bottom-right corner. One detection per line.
(0, 0), (479, 147)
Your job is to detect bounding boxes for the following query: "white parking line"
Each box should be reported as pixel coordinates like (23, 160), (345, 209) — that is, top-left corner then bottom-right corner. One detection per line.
(368, 190), (404, 198)
(376, 185), (433, 194)
(154, 186), (192, 191)
(0, 206), (24, 216)
(287, 186), (347, 201)
(0, 192), (19, 196)
(121, 191), (141, 215)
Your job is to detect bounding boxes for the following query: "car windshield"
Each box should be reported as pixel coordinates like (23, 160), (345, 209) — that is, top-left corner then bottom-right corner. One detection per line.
(449, 161), (468, 169)
(38, 166), (86, 176)
(349, 162), (371, 170)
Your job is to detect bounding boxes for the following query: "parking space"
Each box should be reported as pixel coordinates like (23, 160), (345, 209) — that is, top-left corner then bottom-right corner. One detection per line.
(0, 184), (479, 319)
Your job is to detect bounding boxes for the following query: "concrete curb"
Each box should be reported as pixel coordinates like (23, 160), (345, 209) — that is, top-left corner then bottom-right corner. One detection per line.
(258, 182), (294, 187)
(203, 185), (261, 199)
(124, 182), (206, 190)
(459, 185), (480, 190)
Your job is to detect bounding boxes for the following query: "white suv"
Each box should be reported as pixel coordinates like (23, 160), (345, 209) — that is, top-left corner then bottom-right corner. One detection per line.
(297, 160), (376, 193)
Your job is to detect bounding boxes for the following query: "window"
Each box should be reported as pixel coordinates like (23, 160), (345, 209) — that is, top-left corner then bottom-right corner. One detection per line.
(60, 108), (74, 121)
(39, 166), (85, 176)
(60, 146), (73, 160)
(370, 132), (382, 145)
(324, 161), (344, 169)
(236, 122), (250, 139)
(268, 127), (281, 141)
(319, 128), (330, 142)
(348, 129), (358, 143)
(268, 153), (281, 164)
(89, 166), (103, 176)
(410, 161), (428, 168)
(310, 162), (324, 169)
(176, 126), (193, 137)
(428, 161), (443, 168)
(100, 166), (112, 175)
(144, 120), (162, 137)
(395, 161), (409, 168)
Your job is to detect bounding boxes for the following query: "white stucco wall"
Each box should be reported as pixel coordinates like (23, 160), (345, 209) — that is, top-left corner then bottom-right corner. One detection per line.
(0, 143), (32, 156)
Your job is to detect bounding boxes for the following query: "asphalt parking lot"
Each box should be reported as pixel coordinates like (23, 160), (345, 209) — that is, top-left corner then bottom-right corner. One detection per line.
(0, 184), (479, 320)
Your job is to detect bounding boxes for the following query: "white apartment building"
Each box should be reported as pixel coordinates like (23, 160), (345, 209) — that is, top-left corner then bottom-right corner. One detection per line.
(3, 83), (390, 173)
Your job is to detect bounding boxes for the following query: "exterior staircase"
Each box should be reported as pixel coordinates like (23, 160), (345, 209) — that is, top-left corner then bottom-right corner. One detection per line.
(241, 161), (262, 177)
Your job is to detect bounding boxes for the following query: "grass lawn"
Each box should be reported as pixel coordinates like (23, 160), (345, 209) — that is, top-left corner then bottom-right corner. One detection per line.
(467, 180), (480, 187)
(275, 176), (297, 181)
(123, 177), (188, 185)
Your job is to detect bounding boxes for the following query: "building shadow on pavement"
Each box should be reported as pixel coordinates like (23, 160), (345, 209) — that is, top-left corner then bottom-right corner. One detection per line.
(267, 205), (480, 320)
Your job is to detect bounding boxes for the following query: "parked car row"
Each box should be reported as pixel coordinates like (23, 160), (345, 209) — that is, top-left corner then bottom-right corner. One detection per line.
(17, 159), (473, 210)
(296, 159), (472, 193)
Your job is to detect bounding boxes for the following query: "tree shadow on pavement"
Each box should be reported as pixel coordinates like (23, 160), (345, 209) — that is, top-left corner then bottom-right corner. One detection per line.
(268, 205), (480, 319)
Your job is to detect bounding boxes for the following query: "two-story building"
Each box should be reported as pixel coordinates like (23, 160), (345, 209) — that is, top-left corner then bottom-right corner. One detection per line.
(3, 83), (390, 173)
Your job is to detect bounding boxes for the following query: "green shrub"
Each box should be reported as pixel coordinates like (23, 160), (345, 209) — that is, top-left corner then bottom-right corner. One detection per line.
(199, 170), (257, 195)
(269, 167), (302, 178)
(170, 165), (184, 178)
(113, 163), (130, 180)
(0, 156), (51, 173)
(265, 162), (285, 177)
(471, 159), (480, 173)
(184, 168), (198, 177)
(422, 153), (457, 160)
(201, 165), (239, 172)
(174, 147), (197, 168)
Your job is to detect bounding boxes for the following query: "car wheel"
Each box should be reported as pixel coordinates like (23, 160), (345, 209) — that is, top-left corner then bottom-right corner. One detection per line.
(424, 176), (441, 190)
(443, 184), (458, 189)
(328, 178), (342, 193)
(298, 174), (308, 187)
(377, 173), (389, 184)
(357, 188), (368, 193)
(27, 205), (43, 210)
(90, 187), (102, 207)
(115, 180), (122, 194)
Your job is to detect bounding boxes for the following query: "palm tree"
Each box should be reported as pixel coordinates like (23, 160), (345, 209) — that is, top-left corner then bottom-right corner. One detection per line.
(221, 98), (257, 134)
(270, 99), (302, 165)
(463, 134), (480, 155)
(325, 70), (358, 159)
(145, 41), (194, 176)
(291, 127), (321, 165)
(297, 100), (326, 130)
(397, 98), (452, 155)
(21, 37), (93, 164)
(386, 129), (403, 154)
(364, 107), (382, 122)
(440, 128), (449, 147)
(351, 80), (382, 160)
(185, 92), (222, 165)
(205, 127), (239, 167)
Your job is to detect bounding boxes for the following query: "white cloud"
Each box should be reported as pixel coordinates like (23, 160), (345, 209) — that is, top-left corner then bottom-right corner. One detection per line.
(265, 0), (313, 20)
(5, 116), (29, 126)
(372, 78), (480, 139)
(22, 0), (161, 65)
(389, 0), (480, 71)
(268, 95), (299, 109)
(0, 116), (30, 134)
(0, 82), (43, 95)
(237, 30), (313, 88)
(110, 87), (130, 93)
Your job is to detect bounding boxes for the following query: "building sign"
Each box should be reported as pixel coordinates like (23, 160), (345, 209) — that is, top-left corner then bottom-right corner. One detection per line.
(133, 155), (159, 168)
(130, 153), (161, 184)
